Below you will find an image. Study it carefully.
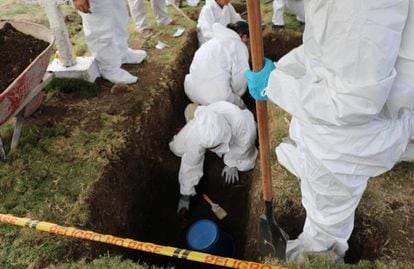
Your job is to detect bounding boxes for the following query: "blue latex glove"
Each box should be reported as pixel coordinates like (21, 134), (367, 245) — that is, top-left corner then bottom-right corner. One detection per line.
(244, 58), (276, 101)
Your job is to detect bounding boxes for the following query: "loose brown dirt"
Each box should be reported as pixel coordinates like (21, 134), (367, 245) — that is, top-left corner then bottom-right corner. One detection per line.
(0, 23), (49, 93)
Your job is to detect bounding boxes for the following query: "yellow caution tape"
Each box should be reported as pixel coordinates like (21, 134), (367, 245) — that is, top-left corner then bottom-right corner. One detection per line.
(0, 213), (286, 269)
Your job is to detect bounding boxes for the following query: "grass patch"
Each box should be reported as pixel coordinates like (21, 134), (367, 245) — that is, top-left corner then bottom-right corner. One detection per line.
(0, 1), (197, 268)
(46, 78), (99, 99)
(0, 112), (125, 268)
(261, 1), (304, 31)
(48, 255), (146, 269)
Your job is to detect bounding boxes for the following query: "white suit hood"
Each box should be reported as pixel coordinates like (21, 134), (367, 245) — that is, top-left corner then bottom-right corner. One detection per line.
(193, 107), (232, 152)
(212, 22), (240, 40)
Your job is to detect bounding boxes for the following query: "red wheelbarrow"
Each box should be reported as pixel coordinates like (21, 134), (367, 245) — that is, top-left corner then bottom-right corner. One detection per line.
(0, 21), (55, 161)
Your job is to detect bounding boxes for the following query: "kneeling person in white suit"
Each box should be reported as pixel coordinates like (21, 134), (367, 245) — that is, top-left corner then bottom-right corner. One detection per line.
(185, 22), (250, 109)
(169, 101), (258, 214)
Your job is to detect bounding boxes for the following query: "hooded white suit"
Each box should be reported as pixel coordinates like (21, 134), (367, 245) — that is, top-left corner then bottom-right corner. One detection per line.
(266, 0), (414, 260)
(169, 101), (258, 196)
(197, 0), (243, 45)
(185, 23), (249, 108)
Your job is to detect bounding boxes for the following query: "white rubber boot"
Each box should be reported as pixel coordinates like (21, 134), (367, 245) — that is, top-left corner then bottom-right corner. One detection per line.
(122, 49), (147, 64)
(101, 68), (138, 84)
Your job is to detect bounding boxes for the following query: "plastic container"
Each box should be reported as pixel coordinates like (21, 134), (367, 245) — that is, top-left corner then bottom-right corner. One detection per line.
(186, 219), (235, 257)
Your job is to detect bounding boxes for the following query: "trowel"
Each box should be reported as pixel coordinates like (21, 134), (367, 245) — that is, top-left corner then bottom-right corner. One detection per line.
(202, 194), (227, 220)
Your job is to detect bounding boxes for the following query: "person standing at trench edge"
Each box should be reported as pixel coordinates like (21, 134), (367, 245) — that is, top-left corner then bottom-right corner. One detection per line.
(272, 0), (305, 30)
(127, 0), (175, 38)
(245, 0), (414, 263)
(169, 101), (258, 215)
(73, 0), (147, 84)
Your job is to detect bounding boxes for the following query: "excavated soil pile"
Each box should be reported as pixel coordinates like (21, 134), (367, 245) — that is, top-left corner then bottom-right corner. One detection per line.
(0, 23), (48, 93)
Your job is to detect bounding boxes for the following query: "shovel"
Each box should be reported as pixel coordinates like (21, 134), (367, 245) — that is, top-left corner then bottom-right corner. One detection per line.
(170, 3), (194, 23)
(246, 0), (288, 260)
(202, 194), (227, 220)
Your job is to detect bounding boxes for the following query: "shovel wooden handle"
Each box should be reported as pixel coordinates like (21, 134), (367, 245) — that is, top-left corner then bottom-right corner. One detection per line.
(171, 3), (194, 23)
(202, 194), (214, 205)
(247, 0), (273, 202)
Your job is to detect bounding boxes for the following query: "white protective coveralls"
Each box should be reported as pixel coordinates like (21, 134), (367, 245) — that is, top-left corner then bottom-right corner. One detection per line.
(127, 0), (173, 32)
(184, 23), (249, 108)
(187, 0), (200, 7)
(169, 101), (258, 196)
(79, 0), (147, 84)
(272, 0), (305, 27)
(266, 0), (414, 261)
(197, 0), (243, 45)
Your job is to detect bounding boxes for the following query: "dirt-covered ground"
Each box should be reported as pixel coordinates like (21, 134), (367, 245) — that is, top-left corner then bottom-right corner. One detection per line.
(0, 23), (49, 92)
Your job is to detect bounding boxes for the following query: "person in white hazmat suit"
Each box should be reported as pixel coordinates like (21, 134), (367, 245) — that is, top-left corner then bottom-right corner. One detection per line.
(272, 0), (305, 30)
(197, 0), (244, 45)
(245, 0), (414, 262)
(169, 101), (258, 214)
(74, 0), (147, 84)
(127, 0), (175, 38)
(184, 22), (250, 109)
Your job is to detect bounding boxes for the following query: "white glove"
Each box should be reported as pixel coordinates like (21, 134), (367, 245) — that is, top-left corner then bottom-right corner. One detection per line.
(221, 166), (239, 184)
(177, 195), (190, 214)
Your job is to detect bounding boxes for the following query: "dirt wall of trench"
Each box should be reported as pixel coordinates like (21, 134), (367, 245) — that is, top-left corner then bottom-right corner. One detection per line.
(84, 29), (198, 264)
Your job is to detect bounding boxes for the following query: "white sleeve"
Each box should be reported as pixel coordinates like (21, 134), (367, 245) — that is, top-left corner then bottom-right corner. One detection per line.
(224, 144), (257, 171)
(229, 4), (243, 23)
(197, 8), (216, 44)
(178, 142), (206, 196)
(230, 44), (249, 96)
(267, 0), (409, 126)
(223, 112), (258, 171)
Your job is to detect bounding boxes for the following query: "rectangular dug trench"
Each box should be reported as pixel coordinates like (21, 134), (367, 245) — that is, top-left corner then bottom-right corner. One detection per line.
(86, 29), (309, 268)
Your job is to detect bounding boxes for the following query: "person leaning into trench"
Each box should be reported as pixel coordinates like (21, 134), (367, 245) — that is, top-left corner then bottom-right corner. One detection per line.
(169, 101), (258, 216)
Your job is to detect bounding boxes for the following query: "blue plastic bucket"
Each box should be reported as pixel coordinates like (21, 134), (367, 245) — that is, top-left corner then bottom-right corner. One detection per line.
(186, 219), (235, 257)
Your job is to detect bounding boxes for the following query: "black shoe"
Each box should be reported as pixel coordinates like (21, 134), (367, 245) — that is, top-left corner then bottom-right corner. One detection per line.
(272, 24), (285, 30)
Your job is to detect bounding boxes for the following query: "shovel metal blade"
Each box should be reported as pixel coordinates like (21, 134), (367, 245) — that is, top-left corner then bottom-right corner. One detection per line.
(258, 214), (288, 260)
